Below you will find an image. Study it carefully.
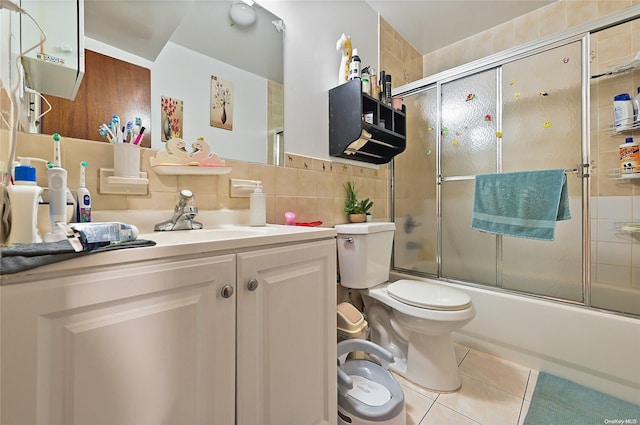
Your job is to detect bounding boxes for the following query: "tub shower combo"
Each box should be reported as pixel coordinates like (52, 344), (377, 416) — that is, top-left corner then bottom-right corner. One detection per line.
(391, 13), (640, 319)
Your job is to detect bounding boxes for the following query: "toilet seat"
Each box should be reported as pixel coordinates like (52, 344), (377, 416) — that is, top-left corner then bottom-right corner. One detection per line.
(387, 279), (472, 311)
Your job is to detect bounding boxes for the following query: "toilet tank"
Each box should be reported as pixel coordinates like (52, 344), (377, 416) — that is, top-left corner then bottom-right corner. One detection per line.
(335, 222), (396, 289)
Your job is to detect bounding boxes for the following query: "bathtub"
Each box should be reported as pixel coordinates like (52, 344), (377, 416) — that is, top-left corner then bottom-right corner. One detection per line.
(389, 271), (640, 405)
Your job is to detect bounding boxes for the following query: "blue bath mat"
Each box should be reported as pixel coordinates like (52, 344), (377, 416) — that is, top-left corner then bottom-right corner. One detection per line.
(524, 372), (640, 425)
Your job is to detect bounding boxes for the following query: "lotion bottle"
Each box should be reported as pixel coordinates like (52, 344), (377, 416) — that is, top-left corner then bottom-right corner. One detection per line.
(250, 182), (266, 226)
(7, 159), (43, 245)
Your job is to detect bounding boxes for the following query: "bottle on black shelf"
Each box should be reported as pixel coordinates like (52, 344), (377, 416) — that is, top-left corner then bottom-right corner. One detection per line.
(348, 48), (361, 81)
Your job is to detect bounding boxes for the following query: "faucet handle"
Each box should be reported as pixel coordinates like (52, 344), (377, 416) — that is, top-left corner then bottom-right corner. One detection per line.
(177, 188), (195, 207)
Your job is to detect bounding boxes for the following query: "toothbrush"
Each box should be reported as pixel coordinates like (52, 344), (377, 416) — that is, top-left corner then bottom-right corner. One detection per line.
(125, 121), (133, 143)
(112, 114), (121, 143)
(45, 133), (68, 241)
(133, 126), (145, 145)
(99, 124), (115, 142)
(134, 116), (142, 134)
(76, 161), (91, 222)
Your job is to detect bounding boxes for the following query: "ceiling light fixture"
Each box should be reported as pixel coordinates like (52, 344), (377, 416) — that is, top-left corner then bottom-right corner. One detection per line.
(229, 0), (257, 27)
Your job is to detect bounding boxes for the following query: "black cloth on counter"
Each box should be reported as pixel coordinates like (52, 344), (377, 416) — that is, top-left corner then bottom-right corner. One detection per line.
(1, 239), (156, 276)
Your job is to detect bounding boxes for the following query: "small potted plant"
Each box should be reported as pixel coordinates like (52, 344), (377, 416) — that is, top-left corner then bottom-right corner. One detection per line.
(344, 181), (373, 223)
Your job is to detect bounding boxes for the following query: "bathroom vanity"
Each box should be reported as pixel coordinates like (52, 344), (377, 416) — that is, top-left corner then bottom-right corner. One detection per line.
(0, 225), (337, 425)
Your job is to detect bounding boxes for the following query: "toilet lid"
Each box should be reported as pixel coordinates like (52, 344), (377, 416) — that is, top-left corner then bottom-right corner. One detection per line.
(346, 375), (391, 407)
(387, 279), (472, 311)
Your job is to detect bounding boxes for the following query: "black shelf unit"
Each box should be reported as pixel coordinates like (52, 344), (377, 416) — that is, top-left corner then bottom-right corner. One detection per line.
(329, 79), (406, 164)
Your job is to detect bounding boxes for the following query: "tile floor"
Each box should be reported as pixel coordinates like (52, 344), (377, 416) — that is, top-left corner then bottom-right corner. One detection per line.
(397, 344), (538, 425)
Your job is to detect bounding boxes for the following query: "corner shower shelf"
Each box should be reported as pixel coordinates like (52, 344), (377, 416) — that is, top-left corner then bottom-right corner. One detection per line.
(609, 121), (640, 135)
(608, 168), (640, 180)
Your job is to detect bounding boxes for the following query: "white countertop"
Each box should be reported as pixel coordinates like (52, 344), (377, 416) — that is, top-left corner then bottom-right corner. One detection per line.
(1, 215), (337, 284)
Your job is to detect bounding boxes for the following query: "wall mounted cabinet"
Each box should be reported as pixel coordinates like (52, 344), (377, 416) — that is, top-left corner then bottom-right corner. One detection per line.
(329, 79), (406, 164)
(20, 0), (84, 100)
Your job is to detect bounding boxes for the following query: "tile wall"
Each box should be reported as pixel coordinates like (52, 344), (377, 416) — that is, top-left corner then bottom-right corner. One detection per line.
(4, 132), (389, 229)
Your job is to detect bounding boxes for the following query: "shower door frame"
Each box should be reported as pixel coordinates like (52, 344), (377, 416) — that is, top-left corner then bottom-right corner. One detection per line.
(391, 7), (640, 312)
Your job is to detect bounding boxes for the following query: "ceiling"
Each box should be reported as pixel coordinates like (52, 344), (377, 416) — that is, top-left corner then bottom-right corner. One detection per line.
(366, 0), (556, 54)
(84, 0), (556, 80)
(84, 0), (285, 82)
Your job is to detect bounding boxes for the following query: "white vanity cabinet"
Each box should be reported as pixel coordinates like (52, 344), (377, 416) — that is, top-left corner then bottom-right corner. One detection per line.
(0, 254), (237, 425)
(1, 234), (337, 425)
(237, 239), (337, 425)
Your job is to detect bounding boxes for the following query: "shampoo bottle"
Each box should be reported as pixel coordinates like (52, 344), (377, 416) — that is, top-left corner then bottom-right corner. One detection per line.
(6, 159), (42, 245)
(348, 48), (361, 81)
(250, 182), (266, 226)
(45, 133), (68, 241)
(76, 161), (91, 222)
(614, 93), (634, 131)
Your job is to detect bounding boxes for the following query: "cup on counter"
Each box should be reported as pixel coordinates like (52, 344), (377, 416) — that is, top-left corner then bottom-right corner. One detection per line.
(113, 143), (141, 178)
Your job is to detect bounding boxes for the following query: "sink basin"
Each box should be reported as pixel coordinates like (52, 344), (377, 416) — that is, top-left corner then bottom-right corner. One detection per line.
(92, 210), (251, 233)
(140, 226), (273, 244)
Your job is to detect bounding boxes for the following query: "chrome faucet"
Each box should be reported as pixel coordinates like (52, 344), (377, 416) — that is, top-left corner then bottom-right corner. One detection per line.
(154, 189), (203, 231)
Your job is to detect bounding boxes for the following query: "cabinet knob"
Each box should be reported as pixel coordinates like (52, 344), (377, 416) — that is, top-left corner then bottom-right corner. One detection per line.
(247, 278), (259, 291)
(221, 285), (234, 298)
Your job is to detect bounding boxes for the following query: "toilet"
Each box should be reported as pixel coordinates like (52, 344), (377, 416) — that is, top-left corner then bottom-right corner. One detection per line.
(335, 222), (475, 392)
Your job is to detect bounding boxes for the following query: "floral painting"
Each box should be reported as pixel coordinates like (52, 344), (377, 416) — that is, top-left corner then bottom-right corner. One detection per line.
(211, 75), (233, 131)
(161, 96), (183, 142)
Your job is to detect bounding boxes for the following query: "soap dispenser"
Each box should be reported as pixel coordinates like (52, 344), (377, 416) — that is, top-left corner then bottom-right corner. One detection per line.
(7, 158), (43, 245)
(250, 181), (266, 226)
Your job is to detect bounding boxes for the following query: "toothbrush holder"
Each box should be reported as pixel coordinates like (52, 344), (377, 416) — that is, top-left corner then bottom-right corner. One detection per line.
(113, 143), (141, 178)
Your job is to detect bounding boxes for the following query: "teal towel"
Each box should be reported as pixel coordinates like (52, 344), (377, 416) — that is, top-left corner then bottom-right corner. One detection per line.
(471, 169), (570, 241)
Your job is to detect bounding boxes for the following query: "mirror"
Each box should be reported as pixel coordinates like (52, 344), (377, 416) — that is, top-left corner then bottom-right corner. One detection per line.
(41, 0), (285, 165)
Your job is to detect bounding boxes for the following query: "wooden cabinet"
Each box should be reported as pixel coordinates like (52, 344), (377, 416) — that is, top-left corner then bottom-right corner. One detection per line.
(329, 79), (406, 164)
(1, 238), (337, 425)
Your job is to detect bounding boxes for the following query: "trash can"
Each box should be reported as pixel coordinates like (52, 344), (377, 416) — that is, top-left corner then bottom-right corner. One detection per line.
(337, 302), (368, 359)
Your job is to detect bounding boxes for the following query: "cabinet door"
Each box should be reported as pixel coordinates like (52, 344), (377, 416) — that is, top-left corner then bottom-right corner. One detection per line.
(20, 0), (84, 99)
(1, 254), (236, 425)
(237, 240), (337, 425)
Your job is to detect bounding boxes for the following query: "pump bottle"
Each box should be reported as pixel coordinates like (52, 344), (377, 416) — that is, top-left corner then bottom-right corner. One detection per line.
(7, 159), (43, 245)
(250, 182), (266, 226)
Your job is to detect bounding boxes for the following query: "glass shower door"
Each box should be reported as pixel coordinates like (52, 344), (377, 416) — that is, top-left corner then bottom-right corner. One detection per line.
(393, 40), (585, 304)
(393, 87), (438, 275)
(500, 41), (583, 301)
(440, 69), (498, 285)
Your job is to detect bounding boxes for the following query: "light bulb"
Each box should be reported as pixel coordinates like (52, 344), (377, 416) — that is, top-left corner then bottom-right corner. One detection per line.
(229, 2), (257, 27)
